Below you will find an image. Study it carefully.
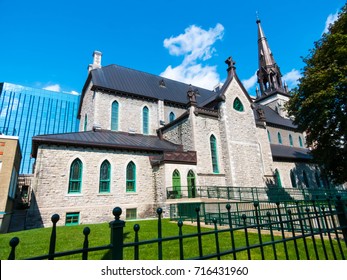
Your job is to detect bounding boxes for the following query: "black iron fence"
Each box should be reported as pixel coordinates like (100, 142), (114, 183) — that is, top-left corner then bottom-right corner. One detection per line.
(7, 197), (347, 260)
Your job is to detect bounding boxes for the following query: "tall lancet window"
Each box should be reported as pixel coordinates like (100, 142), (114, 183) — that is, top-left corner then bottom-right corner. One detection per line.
(126, 161), (136, 192)
(68, 158), (82, 193)
(143, 106), (149, 135)
(111, 101), (119, 131)
(210, 135), (219, 174)
(99, 160), (111, 193)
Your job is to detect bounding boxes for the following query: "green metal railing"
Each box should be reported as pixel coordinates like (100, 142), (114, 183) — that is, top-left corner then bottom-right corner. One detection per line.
(166, 185), (347, 202)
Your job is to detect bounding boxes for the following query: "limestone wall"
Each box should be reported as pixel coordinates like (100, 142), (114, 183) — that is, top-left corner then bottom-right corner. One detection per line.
(219, 79), (265, 187)
(32, 145), (163, 227)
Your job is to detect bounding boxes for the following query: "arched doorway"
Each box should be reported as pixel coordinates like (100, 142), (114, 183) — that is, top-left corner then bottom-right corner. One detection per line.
(187, 170), (196, 198)
(172, 169), (181, 198)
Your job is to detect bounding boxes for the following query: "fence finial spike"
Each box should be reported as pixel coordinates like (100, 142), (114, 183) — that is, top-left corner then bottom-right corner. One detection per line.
(51, 214), (60, 223)
(113, 207), (122, 220)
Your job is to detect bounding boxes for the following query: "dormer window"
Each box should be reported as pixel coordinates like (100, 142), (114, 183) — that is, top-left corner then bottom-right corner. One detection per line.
(159, 79), (166, 88)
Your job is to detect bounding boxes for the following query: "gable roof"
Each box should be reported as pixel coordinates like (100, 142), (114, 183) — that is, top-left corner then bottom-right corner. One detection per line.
(31, 130), (182, 158)
(255, 104), (298, 130)
(270, 144), (312, 161)
(87, 64), (217, 106)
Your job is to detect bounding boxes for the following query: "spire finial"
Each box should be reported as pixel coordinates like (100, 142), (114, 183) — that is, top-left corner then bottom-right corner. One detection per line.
(256, 11), (261, 24)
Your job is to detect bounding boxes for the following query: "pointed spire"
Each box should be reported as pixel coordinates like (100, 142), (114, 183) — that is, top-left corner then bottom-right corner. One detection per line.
(256, 19), (285, 97)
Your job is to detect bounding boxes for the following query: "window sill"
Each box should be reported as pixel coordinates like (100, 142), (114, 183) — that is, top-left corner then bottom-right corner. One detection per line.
(66, 193), (83, 197)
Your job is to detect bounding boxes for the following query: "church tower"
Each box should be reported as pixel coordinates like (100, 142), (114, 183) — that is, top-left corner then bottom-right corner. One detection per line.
(255, 19), (290, 117)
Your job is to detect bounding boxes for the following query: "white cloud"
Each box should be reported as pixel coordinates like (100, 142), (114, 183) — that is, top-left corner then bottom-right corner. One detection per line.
(161, 23), (224, 89)
(69, 90), (80, 95)
(242, 72), (258, 91)
(43, 84), (61, 92)
(323, 12), (339, 34)
(282, 69), (301, 89)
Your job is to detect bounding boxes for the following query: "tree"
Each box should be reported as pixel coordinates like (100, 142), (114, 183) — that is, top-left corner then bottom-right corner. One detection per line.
(287, 3), (347, 185)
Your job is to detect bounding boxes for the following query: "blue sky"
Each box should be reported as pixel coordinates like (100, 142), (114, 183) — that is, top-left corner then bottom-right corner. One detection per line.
(0, 0), (345, 97)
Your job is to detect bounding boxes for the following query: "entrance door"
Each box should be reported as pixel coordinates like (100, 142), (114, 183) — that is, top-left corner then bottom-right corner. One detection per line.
(172, 170), (181, 198)
(187, 170), (196, 198)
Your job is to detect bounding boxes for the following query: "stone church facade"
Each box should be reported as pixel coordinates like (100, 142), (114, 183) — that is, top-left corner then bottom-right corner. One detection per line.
(28, 20), (324, 228)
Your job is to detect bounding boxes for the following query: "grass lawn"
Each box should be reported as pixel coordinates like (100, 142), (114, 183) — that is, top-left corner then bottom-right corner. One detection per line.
(1, 219), (346, 260)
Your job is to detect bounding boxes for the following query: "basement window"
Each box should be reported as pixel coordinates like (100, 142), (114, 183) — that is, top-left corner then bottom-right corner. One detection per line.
(65, 212), (80, 226)
(126, 208), (137, 220)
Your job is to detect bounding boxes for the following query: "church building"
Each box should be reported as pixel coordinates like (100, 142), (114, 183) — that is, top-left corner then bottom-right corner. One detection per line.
(28, 20), (322, 227)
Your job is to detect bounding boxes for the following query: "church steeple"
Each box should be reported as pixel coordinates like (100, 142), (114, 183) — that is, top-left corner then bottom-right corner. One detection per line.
(256, 19), (286, 97)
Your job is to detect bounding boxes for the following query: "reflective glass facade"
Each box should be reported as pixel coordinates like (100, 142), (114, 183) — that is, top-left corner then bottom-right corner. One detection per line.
(0, 82), (80, 174)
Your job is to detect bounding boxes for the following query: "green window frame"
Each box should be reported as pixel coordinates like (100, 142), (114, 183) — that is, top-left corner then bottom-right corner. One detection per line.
(275, 169), (282, 188)
(126, 161), (136, 192)
(210, 135), (219, 173)
(68, 158), (82, 193)
(303, 170), (310, 188)
(277, 132), (282, 144)
(111, 101), (119, 131)
(290, 170), (297, 188)
(315, 171), (322, 188)
(299, 136), (303, 147)
(84, 114), (88, 131)
(172, 169), (181, 198)
(233, 97), (244, 112)
(99, 160), (111, 193)
(289, 134), (293, 146)
(267, 130), (271, 142)
(126, 208), (137, 220)
(65, 212), (80, 226)
(169, 112), (175, 122)
(187, 170), (196, 198)
(143, 106), (149, 135)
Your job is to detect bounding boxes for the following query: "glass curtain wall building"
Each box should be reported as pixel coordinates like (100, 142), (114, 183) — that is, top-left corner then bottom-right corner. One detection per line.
(0, 82), (80, 174)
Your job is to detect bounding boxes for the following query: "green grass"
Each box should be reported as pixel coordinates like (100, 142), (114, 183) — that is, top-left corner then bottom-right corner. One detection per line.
(1, 219), (346, 260)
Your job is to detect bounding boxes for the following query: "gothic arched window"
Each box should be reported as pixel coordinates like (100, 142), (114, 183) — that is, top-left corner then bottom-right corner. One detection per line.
(210, 135), (219, 173)
(99, 160), (111, 193)
(233, 97), (244, 112)
(143, 106), (149, 135)
(68, 158), (82, 193)
(278, 132), (282, 144)
(169, 112), (175, 122)
(111, 101), (119, 131)
(126, 161), (136, 192)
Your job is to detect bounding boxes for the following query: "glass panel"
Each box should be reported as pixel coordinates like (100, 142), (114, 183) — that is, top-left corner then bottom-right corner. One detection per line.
(290, 170), (297, 188)
(66, 212), (80, 225)
(69, 159), (82, 193)
(111, 101), (119, 131)
(210, 135), (219, 173)
(289, 134), (293, 146)
(99, 160), (110, 192)
(169, 112), (175, 122)
(233, 98), (244, 112)
(126, 208), (137, 220)
(126, 162), (136, 192)
(143, 106), (149, 135)
(299, 136), (303, 147)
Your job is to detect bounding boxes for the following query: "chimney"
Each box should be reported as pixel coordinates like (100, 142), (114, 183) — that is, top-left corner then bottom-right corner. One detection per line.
(88, 50), (102, 72)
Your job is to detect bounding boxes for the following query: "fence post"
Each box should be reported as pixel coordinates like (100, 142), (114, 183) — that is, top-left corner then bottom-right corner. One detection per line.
(335, 196), (347, 245)
(48, 214), (60, 260)
(8, 237), (19, 260)
(109, 207), (126, 260)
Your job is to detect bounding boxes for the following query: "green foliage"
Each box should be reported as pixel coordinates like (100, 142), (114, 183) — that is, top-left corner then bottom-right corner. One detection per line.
(287, 3), (347, 184)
